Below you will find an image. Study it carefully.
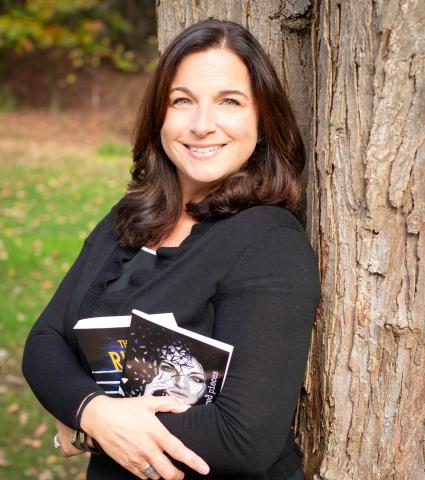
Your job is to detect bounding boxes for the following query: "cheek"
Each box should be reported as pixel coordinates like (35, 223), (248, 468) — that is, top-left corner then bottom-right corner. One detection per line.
(161, 110), (191, 137)
(190, 382), (205, 393)
(156, 371), (171, 382)
(160, 115), (179, 144)
(220, 111), (258, 142)
(242, 113), (259, 142)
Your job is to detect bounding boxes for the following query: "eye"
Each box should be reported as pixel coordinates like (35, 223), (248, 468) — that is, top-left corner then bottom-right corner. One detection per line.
(172, 97), (192, 106)
(189, 375), (205, 384)
(160, 363), (175, 373)
(222, 98), (240, 106)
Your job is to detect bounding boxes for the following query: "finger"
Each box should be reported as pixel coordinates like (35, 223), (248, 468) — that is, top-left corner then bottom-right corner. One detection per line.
(108, 450), (149, 480)
(155, 426), (209, 475)
(145, 395), (191, 413)
(125, 464), (148, 480)
(139, 460), (161, 480)
(125, 449), (173, 480)
(143, 446), (184, 480)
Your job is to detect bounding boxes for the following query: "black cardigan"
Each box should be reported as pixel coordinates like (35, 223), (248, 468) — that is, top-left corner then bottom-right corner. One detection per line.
(22, 204), (320, 480)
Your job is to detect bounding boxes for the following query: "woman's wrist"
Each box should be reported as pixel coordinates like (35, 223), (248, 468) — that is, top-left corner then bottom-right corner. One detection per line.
(76, 392), (107, 424)
(80, 394), (112, 437)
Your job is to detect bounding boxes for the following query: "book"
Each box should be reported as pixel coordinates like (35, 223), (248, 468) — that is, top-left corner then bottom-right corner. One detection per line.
(74, 309), (233, 405)
(120, 309), (233, 405)
(73, 312), (177, 396)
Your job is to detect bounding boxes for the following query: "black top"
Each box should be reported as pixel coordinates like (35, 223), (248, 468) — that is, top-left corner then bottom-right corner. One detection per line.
(22, 203), (320, 480)
(105, 247), (157, 294)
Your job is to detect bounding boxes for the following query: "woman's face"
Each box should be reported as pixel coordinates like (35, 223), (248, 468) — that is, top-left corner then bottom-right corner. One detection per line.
(160, 48), (259, 200)
(148, 355), (206, 405)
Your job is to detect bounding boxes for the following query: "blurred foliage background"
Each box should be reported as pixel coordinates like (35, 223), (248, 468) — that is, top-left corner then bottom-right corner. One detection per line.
(0, 1), (157, 478)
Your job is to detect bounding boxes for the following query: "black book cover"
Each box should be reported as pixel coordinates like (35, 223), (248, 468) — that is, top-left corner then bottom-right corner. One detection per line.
(120, 309), (233, 405)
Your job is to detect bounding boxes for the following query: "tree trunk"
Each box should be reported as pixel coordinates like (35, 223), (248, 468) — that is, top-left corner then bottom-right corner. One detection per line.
(299, 1), (425, 479)
(155, 1), (425, 478)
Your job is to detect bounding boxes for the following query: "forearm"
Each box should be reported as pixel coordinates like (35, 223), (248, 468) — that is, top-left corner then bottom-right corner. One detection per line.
(158, 336), (308, 475)
(21, 215), (111, 428)
(22, 332), (104, 428)
(158, 404), (285, 475)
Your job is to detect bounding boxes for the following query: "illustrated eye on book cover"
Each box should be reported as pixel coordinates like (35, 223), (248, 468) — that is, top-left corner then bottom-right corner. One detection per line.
(74, 309), (233, 406)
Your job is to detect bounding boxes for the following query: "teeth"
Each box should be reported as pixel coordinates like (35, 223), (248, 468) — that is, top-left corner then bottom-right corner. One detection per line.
(189, 145), (222, 153)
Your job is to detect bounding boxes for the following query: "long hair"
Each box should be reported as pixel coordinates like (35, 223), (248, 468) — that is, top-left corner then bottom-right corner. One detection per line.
(114, 19), (306, 248)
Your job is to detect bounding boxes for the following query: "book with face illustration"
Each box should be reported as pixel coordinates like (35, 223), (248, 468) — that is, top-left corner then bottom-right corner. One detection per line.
(119, 309), (234, 405)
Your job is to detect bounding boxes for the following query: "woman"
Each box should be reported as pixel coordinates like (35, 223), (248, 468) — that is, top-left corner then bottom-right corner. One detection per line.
(22, 19), (320, 480)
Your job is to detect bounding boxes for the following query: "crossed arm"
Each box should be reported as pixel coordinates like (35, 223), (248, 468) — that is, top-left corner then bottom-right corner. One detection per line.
(22, 223), (320, 479)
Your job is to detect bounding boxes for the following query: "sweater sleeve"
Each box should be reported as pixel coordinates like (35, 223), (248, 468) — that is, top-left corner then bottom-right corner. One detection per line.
(21, 214), (112, 429)
(157, 225), (320, 475)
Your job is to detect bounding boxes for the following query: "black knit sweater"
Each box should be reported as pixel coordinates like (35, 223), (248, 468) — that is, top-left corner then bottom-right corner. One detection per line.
(22, 203), (320, 480)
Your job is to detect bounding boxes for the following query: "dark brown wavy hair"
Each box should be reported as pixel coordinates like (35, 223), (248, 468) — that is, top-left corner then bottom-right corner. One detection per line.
(114, 19), (306, 249)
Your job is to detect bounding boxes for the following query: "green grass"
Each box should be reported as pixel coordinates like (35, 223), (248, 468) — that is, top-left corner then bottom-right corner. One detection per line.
(0, 146), (131, 479)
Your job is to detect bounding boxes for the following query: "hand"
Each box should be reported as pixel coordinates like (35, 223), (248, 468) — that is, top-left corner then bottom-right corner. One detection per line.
(80, 395), (210, 480)
(54, 419), (85, 458)
(143, 381), (173, 397)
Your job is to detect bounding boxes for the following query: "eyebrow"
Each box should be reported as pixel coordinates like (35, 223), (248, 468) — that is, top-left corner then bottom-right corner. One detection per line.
(169, 86), (248, 99)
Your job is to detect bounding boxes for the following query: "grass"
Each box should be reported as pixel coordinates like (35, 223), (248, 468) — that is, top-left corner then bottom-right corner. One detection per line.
(0, 144), (131, 479)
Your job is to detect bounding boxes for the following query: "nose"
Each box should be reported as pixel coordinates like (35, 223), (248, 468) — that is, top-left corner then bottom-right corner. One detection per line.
(174, 374), (188, 390)
(190, 103), (216, 137)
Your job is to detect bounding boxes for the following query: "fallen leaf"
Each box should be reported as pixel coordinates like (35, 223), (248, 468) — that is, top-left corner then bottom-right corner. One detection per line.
(33, 422), (48, 437)
(6, 267), (17, 277)
(46, 454), (58, 465)
(0, 449), (9, 467)
(42, 280), (53, 289)
(0, 348), (9, 363)
(22, 437), (42, 448)
(54, 464), (66, 478)
(19, 410), (29, 425)
(6, 402), (19, 414)
(61, 261), (70, 271)
(38, 469), (53, 480)
(7, 357), (18, 367)
(13, 286), (23, 295)
(6, 374), (24, 385)
(24, 467), (38, 476)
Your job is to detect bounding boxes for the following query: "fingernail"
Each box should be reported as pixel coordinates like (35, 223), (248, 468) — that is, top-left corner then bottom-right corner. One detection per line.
(199, 465), (209, 475)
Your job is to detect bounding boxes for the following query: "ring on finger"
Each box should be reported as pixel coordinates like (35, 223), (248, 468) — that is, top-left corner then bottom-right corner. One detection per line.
(53, 433), (61, 449)
(141, 463), (158, 479)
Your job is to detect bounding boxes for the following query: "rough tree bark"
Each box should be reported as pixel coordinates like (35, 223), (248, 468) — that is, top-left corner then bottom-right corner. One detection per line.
(155, 1), (425, 479)
(300, 1), (425, 479)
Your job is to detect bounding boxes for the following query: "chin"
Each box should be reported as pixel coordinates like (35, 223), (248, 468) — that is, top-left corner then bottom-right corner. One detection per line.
(190, 173), (227, 186)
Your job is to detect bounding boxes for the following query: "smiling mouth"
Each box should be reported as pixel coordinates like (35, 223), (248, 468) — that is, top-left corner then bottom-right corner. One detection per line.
(183, 144), (226, 159)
